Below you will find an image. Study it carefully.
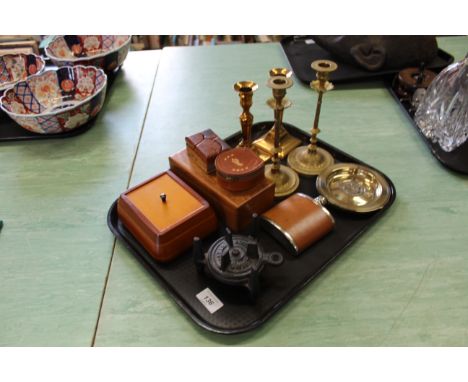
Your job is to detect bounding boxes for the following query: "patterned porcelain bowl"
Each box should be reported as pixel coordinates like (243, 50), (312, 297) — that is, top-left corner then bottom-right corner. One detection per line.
(45, 35), (131, 73)
(0, 53), (45, 93)
(0, 65), (107, 134)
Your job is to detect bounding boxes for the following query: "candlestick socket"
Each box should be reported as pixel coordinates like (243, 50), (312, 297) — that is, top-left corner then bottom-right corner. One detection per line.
(234, 81), (258, 93)
(267, 76), (293, 90)
(311, 60), (338, 73)
(269, 68), (292, 78)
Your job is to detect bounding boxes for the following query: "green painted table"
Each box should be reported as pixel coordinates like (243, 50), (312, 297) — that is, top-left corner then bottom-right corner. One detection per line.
(2, 37), (467, 346)
(0, 50), (161, 346)
(94, 37), (468, 346)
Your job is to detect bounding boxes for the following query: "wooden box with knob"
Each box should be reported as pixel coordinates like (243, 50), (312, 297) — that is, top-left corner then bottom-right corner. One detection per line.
(117, 170), (218, 262)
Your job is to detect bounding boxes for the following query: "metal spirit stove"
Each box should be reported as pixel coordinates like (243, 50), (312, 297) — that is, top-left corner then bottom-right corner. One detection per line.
(193, 215), (283, 300)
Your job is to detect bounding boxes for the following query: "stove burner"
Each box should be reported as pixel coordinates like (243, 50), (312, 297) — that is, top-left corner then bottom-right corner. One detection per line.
(194, 214), (283, 300)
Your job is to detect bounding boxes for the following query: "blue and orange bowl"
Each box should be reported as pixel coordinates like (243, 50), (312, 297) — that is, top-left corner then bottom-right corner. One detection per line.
(45, 35), (131, 73)
(0, 65), (107, 134)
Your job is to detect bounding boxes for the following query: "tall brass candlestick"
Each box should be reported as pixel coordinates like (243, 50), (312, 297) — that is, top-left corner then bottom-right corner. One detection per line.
(252, 68), (301, 161)
(234, 81), (258, 148)
(270, 80), (286, 172)
(264, 76), (299, 198)
(287, 59), (337, 176)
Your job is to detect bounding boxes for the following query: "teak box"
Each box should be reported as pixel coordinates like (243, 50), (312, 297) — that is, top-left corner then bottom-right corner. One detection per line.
(117, 170), (217, 262)
(169, 148), (275, 232)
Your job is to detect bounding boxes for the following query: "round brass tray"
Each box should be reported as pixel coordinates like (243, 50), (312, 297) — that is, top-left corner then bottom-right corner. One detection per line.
(316, 163), (391, 213)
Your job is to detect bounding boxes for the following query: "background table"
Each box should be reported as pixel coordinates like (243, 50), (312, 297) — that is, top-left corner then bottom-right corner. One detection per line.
(0, 50), (161, 346)
(1, 37), (467, 346)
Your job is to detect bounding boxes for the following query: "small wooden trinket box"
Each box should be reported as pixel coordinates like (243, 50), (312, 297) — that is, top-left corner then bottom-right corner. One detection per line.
(117, 170), (217, 262)
(185, 129), (230, 174)
(169, 148), (274, 232)
(215, 147), (265, 192)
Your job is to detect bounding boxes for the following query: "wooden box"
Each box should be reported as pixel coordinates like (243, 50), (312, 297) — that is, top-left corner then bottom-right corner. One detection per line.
(117, 170), (217, 262)
(185, 129), (230, 174)
(215, 147), (265, 192)
(169, 148), (275, 232)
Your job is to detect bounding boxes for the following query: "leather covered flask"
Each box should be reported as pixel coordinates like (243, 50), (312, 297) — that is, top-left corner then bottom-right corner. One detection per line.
(215, 147), (265, 192)
(117, 170), (217, 262)
(185, 129), (231, 174)
(260, 193), (335, 255)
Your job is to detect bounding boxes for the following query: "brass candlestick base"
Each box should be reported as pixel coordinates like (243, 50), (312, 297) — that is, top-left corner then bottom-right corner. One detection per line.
(287, 59), (337, 176)
(265, 164), (299, 198)
(253, 68), (301, 161)
(253, 124), (301, 162)
(287, 146), (334, 176)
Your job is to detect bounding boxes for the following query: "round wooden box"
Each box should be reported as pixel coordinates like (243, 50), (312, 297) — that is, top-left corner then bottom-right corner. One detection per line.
(215, 147), (265, 192)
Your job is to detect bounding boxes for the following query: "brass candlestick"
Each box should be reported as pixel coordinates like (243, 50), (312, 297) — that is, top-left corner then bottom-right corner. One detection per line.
(253, 68), (301, 161)
(234, 80), (258, 148)
(287, 60), (337, 176)
(264, 76), (299, 198)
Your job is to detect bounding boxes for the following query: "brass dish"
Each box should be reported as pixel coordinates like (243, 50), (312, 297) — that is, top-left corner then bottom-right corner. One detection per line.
(316, 163), (391, 213)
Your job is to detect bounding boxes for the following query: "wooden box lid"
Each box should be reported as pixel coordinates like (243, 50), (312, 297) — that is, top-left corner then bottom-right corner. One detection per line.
(215, 147), (264, 180)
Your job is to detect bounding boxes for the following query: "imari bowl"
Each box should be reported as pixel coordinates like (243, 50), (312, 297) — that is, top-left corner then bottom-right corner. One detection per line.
(0, 65), (107, 134)
(45, 35), (131, 73)
(0, 53), (45, 93)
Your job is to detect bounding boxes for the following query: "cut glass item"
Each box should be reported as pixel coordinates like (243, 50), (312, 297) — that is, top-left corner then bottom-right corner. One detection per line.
(415, 54), (468, 152)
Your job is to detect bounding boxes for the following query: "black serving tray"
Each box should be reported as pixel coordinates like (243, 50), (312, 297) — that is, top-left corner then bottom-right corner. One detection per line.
(107, 122), (396, 334)
(0, 67), (120, 142)
(281, 36), (454, 84)
(386, 77), (468, 174)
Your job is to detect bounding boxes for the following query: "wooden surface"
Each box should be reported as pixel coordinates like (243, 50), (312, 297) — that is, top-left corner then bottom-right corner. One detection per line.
(2, 37), (467, 346)
(0, 50), (161, 346)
